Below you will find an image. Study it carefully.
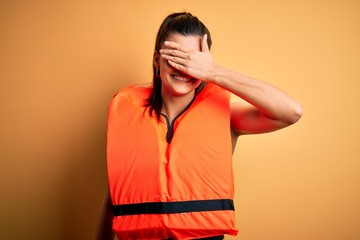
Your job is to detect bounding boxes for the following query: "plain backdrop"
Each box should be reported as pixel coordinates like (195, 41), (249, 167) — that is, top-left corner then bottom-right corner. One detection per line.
(1, 1), (359, 239)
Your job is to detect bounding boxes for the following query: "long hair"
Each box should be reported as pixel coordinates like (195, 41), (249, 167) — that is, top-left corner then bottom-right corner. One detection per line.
(144, 12), (212, 120)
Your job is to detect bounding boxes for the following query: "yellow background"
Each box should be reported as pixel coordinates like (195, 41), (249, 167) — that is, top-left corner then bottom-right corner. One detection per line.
(1, 1), (359, 239)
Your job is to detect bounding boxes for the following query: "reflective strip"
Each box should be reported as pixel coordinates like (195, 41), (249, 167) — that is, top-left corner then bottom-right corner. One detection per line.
(113, 199), (234, 216)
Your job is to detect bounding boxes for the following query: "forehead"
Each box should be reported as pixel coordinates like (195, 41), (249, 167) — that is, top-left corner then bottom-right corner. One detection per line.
(165, 33), (201, 51)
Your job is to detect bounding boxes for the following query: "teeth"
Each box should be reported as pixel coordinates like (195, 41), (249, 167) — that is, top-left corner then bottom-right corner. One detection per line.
(173, 75), (191, 82)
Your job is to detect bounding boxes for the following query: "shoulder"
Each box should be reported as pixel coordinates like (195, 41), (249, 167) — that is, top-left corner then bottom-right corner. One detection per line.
(196, 83), (231, 100)
(108, 83), (152, 111)
(111, 82), (152, 103)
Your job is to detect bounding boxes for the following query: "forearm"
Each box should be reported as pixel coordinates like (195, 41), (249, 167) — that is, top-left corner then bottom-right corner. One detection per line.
(210, 66), (303, 124)
(95, 191), (115, 240)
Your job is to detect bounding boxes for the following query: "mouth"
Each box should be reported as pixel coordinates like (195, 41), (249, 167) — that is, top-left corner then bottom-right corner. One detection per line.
(171, 74), (194, 83)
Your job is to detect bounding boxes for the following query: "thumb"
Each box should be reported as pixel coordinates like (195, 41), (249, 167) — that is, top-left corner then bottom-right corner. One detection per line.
(201, 34), (209, 52)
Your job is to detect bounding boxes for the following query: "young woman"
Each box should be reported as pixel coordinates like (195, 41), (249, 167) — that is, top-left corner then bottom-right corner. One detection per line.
(96, 12), (302, 240)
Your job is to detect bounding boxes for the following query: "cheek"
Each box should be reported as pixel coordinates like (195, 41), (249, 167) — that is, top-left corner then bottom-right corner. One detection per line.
(160, 57), (174, 70)
(195, 80), (203, 87)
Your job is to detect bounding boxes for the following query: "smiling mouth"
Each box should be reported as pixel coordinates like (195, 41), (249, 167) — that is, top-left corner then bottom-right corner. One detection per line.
(171, 74), (194, 83)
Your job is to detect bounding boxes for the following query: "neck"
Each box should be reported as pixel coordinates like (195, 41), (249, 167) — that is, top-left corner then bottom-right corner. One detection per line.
(161, 91), (195, 122)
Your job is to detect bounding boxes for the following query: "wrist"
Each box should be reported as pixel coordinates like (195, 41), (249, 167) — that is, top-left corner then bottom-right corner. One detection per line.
(208, 65), (224, 85)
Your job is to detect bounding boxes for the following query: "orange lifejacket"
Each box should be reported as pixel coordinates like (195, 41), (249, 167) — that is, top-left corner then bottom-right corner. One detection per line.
(106, 83), (238, 239)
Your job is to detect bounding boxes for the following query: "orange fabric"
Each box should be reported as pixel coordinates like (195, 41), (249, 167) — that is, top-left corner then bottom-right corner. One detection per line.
(106, 83), (238, 239)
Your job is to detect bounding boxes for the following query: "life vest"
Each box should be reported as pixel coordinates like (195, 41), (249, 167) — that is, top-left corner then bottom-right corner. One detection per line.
(106, 83), (238, 239)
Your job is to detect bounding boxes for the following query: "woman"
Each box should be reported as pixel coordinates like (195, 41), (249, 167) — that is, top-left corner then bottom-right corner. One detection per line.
(96, 12), (302, 240)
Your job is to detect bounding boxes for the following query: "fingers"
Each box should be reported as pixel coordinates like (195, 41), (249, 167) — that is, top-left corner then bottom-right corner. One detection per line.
(167, 60), (186, 72)
(159, 37), (213, 79)
(159, 48), (188, 60)
(160, 42), (188, 73)
(163, 41), (185, 51)
(201, 34), (209, 52)
(160, 52), (187, 66)
(160, 43), (189, 67)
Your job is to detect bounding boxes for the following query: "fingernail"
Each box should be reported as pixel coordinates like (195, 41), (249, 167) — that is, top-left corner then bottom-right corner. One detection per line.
(164, 41), (169, 45)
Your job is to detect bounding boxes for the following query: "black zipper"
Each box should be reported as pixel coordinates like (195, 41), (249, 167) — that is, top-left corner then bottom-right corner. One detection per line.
(160, 96), (196, 144)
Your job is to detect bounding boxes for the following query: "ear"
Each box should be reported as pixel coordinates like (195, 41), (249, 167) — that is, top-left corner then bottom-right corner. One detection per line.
(153, 51), (160, 69)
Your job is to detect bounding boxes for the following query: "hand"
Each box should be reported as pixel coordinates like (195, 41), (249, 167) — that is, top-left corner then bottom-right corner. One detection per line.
(159, 34), (216, 82)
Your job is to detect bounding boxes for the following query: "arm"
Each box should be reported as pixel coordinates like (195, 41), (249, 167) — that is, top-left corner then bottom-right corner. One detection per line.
(212, 67), (303, 135)
(160, 35), (303, 135)
(95, 188), (114, 240)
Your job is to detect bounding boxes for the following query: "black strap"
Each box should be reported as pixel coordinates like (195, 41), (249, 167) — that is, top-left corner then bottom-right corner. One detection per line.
(113, 199), (234, 216)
